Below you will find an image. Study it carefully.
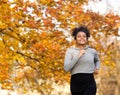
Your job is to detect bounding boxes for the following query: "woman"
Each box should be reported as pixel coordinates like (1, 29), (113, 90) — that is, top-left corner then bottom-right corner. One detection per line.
(64, 26), (100, 95)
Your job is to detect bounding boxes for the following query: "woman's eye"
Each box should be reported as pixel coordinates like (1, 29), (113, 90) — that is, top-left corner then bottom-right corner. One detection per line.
(77, 35), (86, 38)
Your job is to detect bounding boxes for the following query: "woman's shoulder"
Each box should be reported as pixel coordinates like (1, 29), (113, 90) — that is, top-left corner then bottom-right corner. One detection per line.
(88, 46), (97, 53)
(66, 46), (78, 52)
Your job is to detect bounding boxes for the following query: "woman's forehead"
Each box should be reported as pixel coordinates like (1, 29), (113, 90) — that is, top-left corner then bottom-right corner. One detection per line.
(77, 31), (86, 35)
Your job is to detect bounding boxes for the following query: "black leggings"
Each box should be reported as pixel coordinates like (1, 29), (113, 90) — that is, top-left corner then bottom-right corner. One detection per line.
(70, 73), (96, 95)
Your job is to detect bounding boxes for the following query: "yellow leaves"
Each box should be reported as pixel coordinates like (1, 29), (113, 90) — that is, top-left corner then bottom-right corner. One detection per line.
(68, 24), (76, 29)
(0, 3), (12, 21)
(1, 81), (13, 90)
(0, 0), (8, 3)
(0, 62), (10, 82)
(15, 65), (37, 78)
(31, 31), (63, 55)
(0, 0), (120, 93)
(104, 60), (110, 66)
(28, 2), (37, 9)
(0, 47), (12, 83)
(109, 62), (116, 69)
(30, 31), (68, 84)
(40, 0), (51, 5)
(0, 21), (7, 29)
(13, 55), (26, 65)
(40, 0), (55, 6)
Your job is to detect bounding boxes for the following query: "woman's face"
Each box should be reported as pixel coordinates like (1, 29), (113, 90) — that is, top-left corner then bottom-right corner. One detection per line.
(76, 32), (87, 45)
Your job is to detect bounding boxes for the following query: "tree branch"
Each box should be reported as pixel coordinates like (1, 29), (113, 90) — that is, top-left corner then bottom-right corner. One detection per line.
(16, 51), (39, 62)
(0, 29), (25, 43)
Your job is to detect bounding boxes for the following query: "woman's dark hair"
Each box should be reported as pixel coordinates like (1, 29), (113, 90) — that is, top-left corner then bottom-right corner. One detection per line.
(72, 26), (90, 40)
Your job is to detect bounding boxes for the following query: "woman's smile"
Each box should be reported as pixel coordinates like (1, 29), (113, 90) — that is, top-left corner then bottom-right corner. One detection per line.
(76, 32), (87, 45)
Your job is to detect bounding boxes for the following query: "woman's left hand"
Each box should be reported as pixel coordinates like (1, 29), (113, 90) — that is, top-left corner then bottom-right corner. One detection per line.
(94, 68), (99, 74)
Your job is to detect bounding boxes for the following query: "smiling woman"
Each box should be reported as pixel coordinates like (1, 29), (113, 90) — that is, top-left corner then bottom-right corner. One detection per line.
(64, 26), (100, 95)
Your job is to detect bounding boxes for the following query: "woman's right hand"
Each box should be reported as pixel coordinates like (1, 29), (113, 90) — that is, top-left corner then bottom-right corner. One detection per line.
(78, 50), (85, 57)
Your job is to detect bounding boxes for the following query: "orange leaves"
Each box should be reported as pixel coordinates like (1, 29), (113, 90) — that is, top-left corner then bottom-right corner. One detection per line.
(1, 81), (13, 90)
(43, 19), (50, 25)
(15, 66), (38, 81)
(0, 3), (12, 29)
(40, 0), (51, 5)
(0, 44), (12, 84)
(30, 31), (68, 83)
(0, 62), (11, 83)
(0, 21), (8, 29)
(23, 7), (28, 12)
(1, 0), (120, 93)
(28, 3), (37, 8)
(46, 7), (58, 14)
(2, 15), (11, 20)
(43, 19), (54, 28)
(40, 0), (55, 6)
(28, 20), (38, 28)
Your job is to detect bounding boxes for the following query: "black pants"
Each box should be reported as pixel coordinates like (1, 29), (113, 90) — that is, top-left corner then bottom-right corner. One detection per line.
(70, 73), (96, 95)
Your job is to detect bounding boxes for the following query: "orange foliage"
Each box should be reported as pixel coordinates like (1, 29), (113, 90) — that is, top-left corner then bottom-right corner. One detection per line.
(0, 0), (120, 93)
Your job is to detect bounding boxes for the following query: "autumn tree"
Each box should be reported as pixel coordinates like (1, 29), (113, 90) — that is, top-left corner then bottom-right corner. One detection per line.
(0, 0), (120, 94)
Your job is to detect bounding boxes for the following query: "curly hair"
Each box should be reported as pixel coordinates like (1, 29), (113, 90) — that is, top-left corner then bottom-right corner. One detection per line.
(72, 26), (90, 40)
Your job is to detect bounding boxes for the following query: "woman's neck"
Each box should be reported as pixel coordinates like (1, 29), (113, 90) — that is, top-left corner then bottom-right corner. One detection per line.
(76, 44), (86, 49)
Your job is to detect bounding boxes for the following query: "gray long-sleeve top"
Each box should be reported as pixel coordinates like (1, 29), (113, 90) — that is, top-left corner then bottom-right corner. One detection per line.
(64, 45), (100, 75)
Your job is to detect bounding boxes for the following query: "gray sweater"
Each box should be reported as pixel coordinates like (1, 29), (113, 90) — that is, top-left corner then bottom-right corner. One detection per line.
(64, 45), (100, 75)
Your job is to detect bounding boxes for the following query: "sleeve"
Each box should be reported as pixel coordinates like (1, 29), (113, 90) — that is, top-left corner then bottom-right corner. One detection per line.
(94, 50), (100, 69)
(64, 48), (80, 72)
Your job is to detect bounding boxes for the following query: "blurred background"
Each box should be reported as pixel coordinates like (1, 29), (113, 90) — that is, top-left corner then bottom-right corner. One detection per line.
(0, 0), (120, 95)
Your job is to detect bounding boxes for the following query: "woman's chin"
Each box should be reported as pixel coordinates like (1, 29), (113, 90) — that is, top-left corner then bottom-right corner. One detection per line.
(78, 43), (86, 45)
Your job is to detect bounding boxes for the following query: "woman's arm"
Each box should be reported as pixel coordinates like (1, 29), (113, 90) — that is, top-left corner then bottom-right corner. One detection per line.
(94, 50), (100, 74)
(64, 48), (80, 72)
